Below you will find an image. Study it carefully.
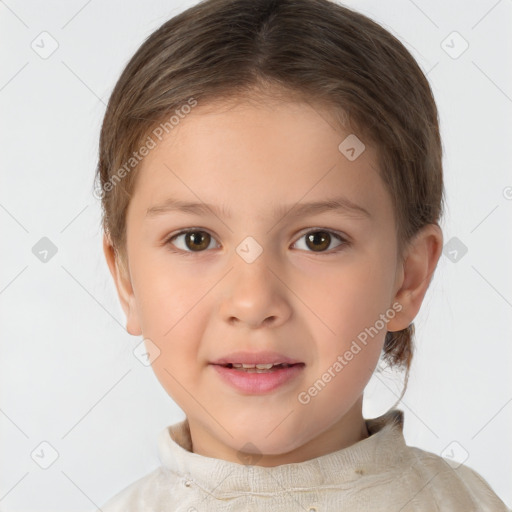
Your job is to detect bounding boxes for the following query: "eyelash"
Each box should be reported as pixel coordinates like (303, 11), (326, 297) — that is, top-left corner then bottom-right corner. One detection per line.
(164, 228), (350, 257)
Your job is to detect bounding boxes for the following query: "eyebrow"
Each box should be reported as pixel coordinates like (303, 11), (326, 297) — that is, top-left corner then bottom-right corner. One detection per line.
(146, 196), (371, 219)
(145, 195), (371, 220)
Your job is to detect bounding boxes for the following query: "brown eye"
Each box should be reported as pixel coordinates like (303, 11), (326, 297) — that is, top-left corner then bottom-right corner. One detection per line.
(167, 230), (218, 253)
(185, 231), (211, 251)
(294, 230), (347, 253)
(306, 231), (331, 251)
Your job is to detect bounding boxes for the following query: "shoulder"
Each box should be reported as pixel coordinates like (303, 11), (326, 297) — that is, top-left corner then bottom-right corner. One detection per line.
(399, 445), (510, 511)
(99, 466), (180, 512)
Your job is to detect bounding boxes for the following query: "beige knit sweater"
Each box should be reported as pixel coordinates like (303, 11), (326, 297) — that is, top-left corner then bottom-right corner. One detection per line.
(100, 409), (509, 511)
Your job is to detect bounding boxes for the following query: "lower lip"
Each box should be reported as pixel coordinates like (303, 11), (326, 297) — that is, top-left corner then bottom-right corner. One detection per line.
(210, 364), (305, 394)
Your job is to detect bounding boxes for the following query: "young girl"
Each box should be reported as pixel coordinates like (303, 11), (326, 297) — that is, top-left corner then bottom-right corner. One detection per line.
(96, 0), (509, 510)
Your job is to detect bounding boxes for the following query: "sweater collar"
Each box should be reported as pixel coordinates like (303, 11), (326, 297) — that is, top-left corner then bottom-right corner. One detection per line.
(157, 409), (407, 494)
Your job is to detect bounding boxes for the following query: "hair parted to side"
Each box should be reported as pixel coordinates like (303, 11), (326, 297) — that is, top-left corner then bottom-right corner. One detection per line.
(95, 0), (444, 396)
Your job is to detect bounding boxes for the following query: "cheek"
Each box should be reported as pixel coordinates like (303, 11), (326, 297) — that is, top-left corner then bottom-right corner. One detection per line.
(306, 256), (394, 337)
(302, 254), (394, 387)
(132, 254), (203, 332)
(141, 283), (206, 411)
(130, 259), (206, 380)
(298, 268), (388, 419)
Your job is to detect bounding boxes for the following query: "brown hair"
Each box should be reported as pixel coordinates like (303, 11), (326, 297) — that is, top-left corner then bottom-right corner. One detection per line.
(95, 0), (444, 395)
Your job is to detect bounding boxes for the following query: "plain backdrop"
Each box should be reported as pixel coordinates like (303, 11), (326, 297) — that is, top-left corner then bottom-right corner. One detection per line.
(1, 0), (511, 510)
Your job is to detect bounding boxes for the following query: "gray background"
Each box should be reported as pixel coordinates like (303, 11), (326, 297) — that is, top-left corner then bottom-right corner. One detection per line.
(1, 0), (511, 510)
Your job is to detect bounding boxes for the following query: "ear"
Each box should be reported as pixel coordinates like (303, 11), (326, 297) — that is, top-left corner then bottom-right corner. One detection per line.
(386, 224), (443, 332)
(102, 233), (142, 336)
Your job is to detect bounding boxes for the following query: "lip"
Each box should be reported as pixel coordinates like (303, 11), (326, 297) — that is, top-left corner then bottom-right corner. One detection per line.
(211, 363), (305, 394)
(210, 350), (303, 366)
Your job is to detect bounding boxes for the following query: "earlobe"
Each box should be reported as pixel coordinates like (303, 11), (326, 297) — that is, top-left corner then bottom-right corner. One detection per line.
(386, 224), (443, 332)
(102, 234), (142, 336)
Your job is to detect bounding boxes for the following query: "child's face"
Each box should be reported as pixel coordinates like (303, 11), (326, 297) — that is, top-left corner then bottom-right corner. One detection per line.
(109, 95), (410, 464)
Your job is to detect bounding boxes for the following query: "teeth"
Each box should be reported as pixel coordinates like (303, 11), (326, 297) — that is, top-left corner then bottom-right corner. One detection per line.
(226, 363), (293, 370)
(239, 363), (278, 369)
(256, 363), (274, 369)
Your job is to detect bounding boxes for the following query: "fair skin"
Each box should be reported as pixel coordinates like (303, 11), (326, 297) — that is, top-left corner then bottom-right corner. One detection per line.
(103, 94), (443, 467)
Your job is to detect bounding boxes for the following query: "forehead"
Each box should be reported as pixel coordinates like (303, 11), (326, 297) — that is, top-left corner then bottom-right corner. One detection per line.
(129, 97), (389, 222)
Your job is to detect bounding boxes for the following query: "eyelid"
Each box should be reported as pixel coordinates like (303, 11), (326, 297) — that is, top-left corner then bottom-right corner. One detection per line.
(164, 227), (350, 255)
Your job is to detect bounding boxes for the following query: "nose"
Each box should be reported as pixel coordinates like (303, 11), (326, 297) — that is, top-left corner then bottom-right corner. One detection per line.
(219, 250), (292, 329)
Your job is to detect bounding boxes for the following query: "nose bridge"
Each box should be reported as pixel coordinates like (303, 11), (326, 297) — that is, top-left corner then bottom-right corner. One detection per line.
(232, 236), (276, 296)
(219, 236), (290, 328)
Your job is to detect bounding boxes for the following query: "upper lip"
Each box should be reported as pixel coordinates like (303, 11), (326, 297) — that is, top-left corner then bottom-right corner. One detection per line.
(210, 351), (304, 366)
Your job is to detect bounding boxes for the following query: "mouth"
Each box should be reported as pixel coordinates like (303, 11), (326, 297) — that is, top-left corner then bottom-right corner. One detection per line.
(214, 362), (305, 373)
(210, 361), (305, 394)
